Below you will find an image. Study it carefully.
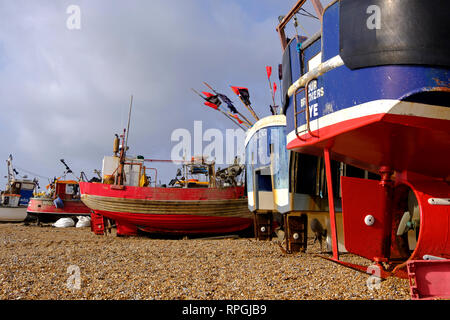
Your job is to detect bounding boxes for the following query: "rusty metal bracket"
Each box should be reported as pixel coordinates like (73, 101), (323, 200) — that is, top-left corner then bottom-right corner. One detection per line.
(254, 212), (273, 241)
(284, 213), (308, 253)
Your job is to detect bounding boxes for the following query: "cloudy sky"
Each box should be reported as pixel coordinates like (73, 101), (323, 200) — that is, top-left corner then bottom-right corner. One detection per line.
(0, 0), (327, 189)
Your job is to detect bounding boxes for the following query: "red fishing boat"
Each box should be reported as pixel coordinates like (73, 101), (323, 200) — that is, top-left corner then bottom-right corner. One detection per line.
(79, 132), (252, 236)
(27, 160), (91, 223)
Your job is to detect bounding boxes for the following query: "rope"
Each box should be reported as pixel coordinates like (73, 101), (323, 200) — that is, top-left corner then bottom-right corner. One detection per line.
(15, 167), (50, 180)
(299, 8), (319, 20)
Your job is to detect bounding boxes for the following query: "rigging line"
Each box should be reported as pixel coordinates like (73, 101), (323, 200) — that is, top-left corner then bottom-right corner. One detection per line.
(300, 8), (318, 20)
(294, 13), (310, 37)
(298, 12), (319, 20)
(14, 167), (50, 180)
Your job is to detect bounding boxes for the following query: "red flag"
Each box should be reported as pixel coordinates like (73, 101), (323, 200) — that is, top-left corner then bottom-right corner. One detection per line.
(201, 91), (221, 109)
(202, 91), (213, 97)
(266, 66), (272, 79)
(230, 86), (251, 106)
(273, 82), (277, 95)
(230, 86), (240, 96)
(204, 101), (219, 110)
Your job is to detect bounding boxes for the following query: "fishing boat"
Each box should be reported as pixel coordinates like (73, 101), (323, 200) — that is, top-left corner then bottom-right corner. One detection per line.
(245, 114), (349, 252)
(79, 133), (252, 236)
(0, 155), (38, 222)
(27, 160), (91, 223)
(275, 0), (449, 281)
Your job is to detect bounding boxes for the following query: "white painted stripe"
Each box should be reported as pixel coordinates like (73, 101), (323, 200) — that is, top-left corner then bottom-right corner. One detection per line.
(247, 191), (254, 206)
(287, 100), (450, 144)
(245, 115), (286, 147)
(273, 188), (289, 207)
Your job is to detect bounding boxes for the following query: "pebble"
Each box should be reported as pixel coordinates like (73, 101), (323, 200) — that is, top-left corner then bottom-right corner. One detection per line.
(0, 223), (411, 300)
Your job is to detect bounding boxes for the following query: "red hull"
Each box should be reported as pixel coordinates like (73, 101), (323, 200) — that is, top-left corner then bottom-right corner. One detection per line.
(79, 182), (253, 236)
(27, 198), (91, 221)
(287, 104), (450, 275)
(80, 182), (246, 200)
(27, 198), (91, 215)
(287, 113), (450, 178)
(94, 210), (252, 235)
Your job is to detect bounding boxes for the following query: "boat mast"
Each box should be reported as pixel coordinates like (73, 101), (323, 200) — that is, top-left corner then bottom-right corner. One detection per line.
(116, 129), (126, 185)
(124, 95), (133, 153)
(116, 95), (133, 186)
(6, 154), (15, 183)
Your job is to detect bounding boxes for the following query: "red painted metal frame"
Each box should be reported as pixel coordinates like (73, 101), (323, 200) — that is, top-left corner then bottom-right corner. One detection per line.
(340, 176), (388, 260)
(323, 148), (339, 260)
(398, 177), (450, 262)
(407, 259), (450, 300)
(91, 212), (105, 235)
(319, 254), (409, 279)
(287, 110), (450, 278)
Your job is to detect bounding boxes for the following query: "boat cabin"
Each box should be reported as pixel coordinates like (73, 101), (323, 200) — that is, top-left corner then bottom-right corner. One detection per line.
(49, 180), (80, 201)
(1, 155), (37, 207)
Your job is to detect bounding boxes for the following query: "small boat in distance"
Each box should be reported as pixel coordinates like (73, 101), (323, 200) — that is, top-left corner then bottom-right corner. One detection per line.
(79, 132), (253, 236)
(27, 160), (91, 223)
(0, 155), (38, 222)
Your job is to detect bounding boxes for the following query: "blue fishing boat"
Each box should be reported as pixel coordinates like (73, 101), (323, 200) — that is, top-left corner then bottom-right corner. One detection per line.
(245, 115), (351, 252)
(0, 155), (38, 222)
(273, 0), (449, 278)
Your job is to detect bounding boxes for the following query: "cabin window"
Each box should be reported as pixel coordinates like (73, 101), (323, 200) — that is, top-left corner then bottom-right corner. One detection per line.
(245, 137), (256, 194)
(271, 127), (289, 193)
(290, 152), (380, 198)
(256, 168), (273, 192)
(66, 184), (75, 195)
(308, 52), (322, 71)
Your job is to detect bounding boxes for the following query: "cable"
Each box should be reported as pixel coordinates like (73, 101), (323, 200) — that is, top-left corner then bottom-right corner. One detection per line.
(300, 8), (318, 20)
(15, 167), (51, 180)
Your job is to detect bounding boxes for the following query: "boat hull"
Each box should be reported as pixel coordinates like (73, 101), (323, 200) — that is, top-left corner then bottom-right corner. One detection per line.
(93, 209), (252, 235)
(79, 182), (253, 235)
(0, 207), (28, 222)
(287, 100), (450, 178)
(27, 198), (91, 223)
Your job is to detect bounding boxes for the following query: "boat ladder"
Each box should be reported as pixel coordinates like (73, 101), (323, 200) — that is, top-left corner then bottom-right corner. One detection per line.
(293, 78), (319, 141)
